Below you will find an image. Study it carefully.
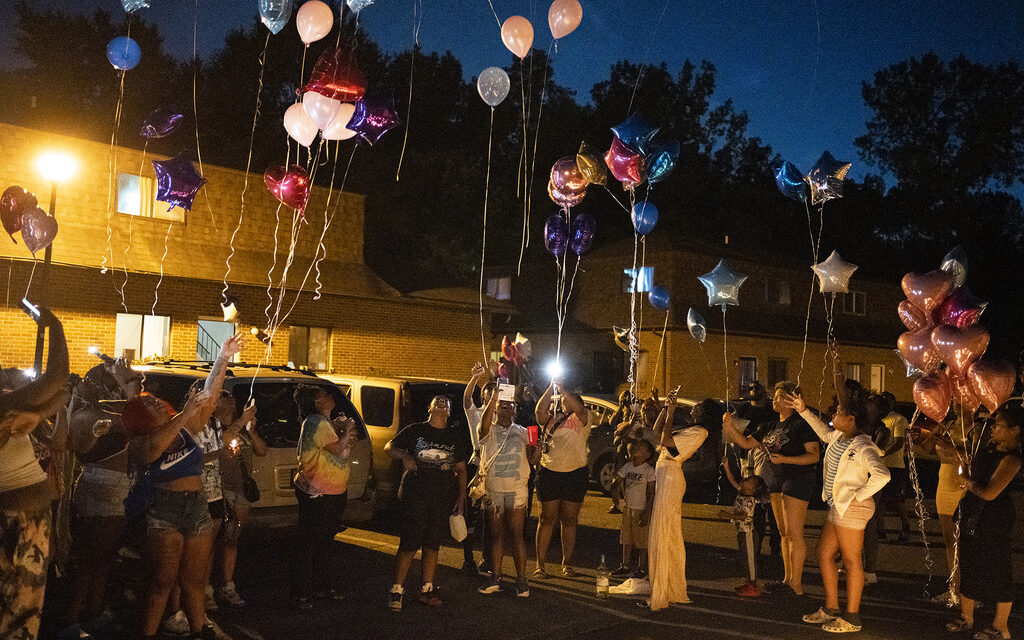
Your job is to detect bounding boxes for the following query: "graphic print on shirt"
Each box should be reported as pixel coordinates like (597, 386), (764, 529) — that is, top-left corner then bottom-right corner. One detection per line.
(490, 430), (525, 481)
(760, 426), (789, 455)
(414, 436), (456, 471)
(159, 448), (192, 472)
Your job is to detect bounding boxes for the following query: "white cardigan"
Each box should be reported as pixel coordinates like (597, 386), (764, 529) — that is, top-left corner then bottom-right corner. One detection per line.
(799, 409), (890, 517)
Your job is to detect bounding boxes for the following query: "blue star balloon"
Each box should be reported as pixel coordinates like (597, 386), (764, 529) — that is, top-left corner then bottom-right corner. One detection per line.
(646, 140), (679, 184)
(153, 153), (206, 212)
(610, 113), (659, 155)
(348, 92), (401, 145)
(140, 107), (184, 139)
(259, 0), (293, 35)
(648, 285), (670, 310)
(805, 151), (852, 205)
(631, 201), (658, 235)
(347, 0), (375, 12)
(121, 0), (150, 11)
(106, 36), (141, 71)
(698, 259), (748, 308)
(774, 161), (808, 202)
(686, 307), (707, 342)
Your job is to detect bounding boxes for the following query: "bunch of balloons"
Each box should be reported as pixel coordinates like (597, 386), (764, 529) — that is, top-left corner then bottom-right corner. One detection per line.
(774, 151), (852, 205)
(500, 0), (582, 58)
(896, 247), (1011, 422)
(1, 186), (58, 254)
(498, 333), (533, 379)
(601, 113), (679, 191)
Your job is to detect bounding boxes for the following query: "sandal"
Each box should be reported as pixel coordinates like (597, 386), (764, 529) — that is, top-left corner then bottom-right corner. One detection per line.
(973, 628), (1011, 640)
(561, 565), (578, 577)
(803, 608), (839, 624)
(530, 567), (549, 579)
(823, 617), (862, 634)
(946, 618), (973, 633)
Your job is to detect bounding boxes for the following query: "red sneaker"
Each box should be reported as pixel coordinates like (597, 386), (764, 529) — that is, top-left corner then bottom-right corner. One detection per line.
(736, 581), (761, 598)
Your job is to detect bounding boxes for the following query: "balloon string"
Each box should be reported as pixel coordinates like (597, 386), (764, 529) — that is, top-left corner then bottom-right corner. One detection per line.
(102, 69), (128, 276)
(484, 0), (502, 29)
(817, 293), (838, 410)
(395, 0), (422, 181)
(314, 141), (346, 301)
(638, 235), (646, 337)
(479, 108), (495, 364)
(190, 0), (217, 232)
(152, 221), (172, 316)
(116, 139), (149, 314)
(223, 32), (270, 305)
(264, 203), (283, 331)
(627, 229), (639, 398)
(601, 185), (631, 213)
(903, 409), (935, 596)
(797, 197), (823, 386)
(651, 310), (669, 389)
(625, 0), (671, 116)
(697, 341), (715, 378)
(23, 256), (38, 301)
(722, 306), (730, 407)
(516, 57), (529, 275)
(523, 40), (555, 255)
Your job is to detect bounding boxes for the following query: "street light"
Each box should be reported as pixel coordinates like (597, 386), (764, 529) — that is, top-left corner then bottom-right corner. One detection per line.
(33, 149), (77, 371)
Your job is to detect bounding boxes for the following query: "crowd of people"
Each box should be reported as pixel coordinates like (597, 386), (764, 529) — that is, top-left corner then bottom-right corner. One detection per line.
(1, 306), (1021, 640)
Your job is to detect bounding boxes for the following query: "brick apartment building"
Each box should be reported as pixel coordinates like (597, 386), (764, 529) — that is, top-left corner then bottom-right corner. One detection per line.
(0, 123), (508, 379)
(488, 234), (913, 403)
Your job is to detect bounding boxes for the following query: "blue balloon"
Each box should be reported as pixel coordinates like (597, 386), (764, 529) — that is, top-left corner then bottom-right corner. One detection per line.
(121, 0), (150, 11)
(106, 37), (141, 71)
(610, 113), (659, 155)
(544, 214), (568, 257)
(649, 285), (670, 310)
(646, 140), (679, 184)
(259, 0), (293, 35)
(774, 161), (808, 202)
(153, 153), (206, 212)
(631, 201), (659, 235)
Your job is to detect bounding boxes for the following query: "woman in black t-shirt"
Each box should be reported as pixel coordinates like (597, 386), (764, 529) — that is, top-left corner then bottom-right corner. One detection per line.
(723, 381), (819, 596)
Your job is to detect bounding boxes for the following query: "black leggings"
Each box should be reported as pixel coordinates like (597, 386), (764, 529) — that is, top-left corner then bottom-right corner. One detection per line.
(291, 490), (347, 597)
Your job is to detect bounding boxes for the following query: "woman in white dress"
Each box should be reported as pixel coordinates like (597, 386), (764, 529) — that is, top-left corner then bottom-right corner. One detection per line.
(647, 388), (708, 610)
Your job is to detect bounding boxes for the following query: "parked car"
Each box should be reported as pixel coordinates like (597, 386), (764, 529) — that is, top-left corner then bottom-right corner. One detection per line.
(138, 362), (375, 523)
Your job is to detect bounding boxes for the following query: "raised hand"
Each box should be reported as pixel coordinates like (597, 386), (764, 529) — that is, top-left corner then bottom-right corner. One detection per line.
(471, 362), (487, 379)
(220, 334), (245, 360)
(785, 392), (807, 413)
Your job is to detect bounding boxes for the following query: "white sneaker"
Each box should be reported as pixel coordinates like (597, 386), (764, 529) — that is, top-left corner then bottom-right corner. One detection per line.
(161, 610), (191, 636)
(864, 572), (878, 584)
(217, 582), (246, 607)
(205, 585), (219, 611)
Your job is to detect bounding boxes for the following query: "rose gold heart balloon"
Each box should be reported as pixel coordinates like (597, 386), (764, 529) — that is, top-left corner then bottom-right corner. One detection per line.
(930, 324), (989, 376)
(967, 359), (1017, 413)
(951, 373), (982, 415)
(914, 369), (952, 423)
(898, 328), (941, 372)
(901, 270), (954, 313)
(897, 300), (930, 332)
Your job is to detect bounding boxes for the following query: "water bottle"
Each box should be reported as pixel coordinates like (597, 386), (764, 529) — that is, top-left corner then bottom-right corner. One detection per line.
(596, 554), (610, 598)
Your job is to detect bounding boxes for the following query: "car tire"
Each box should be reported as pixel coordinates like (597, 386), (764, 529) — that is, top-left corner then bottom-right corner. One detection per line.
(593, 454), (616, 496)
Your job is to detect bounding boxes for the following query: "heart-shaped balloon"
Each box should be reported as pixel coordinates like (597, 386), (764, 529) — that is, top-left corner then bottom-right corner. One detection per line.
(930, 324), (989, 377)
(914, 369), (952, 423)
(1, 186), (38, 240)
(937, 286), (987, 329)
(901, 270), (954, 313)
(897, 299), (930, 332)
(264, 164), (311, 213)
(967, 359), (1017, 413)
(898, 328), (942, 372)
(951, 373), (982, 416)
(20, 207), (58, 254)
(302, 46), (366, 102)
(501, 335), (516, 362)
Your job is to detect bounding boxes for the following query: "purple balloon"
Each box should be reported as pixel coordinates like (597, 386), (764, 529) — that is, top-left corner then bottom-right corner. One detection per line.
(544, 214), (568, 257)
(938, 286), (988, 329)
(152, 153), (206, 212)
(140, 107), (184, 139)
(568, 212), (595, 256)
(348, 92), (401, 145)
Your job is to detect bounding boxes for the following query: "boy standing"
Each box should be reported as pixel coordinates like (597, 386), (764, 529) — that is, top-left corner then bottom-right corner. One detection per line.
(611, 440), (656, 579)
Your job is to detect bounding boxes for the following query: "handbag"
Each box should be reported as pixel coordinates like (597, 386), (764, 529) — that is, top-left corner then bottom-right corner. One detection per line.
(239, 450), (261, 503)
(467, 424), (515, 507)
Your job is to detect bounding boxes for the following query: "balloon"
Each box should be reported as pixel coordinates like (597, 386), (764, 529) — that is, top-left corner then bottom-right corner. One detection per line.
(897, 300), (931, 332)
(686, 308), (706, 343)
(347, 93), (401, 145)
(514, 332), (532, 360)
(152, 153), (205, 212)
(612, 326), (631, 352)
(498, 362), (511, 380)
(321, 103), (357, 141)
(501, 335), (516, 361)
(106, 36), (141, 71)
(302, 46), (366, 102)
(576, 141), (607, 186)
(501, 16), (534, 58)
(812, 250), (858, 294)
(548, 0), (582, 38)
(940, 245), (968, 289)
(140, 107), (184, 139)
(931, 325), (989, 377)
(302, 91), (342, 130)
(897, 328), (941, 372)
(604, 137), (644, 186)
(611, 113), (659, 155)
(805, 151), (852, 205)
(967, 359), (1017, 413)
(547, 180), (586, 209)
(913, 370), (952, 423)
(264, 164), (311, 213)
(543, 214), (568, 257)
(347, 0), (374, 12)
(19, 208), (58, 255)
(698, 259), (748, 308)
(631, 201), (658, 235)
(551, 156), (588, 192)
(477, 67), (511, 107)
(894, 348), (923, 378)
(259, 0), (292, 34)
(951, 373), (982, 415)
(283, 103), (318, 147)
(901, 270), (954, 313)
(648, 285), (670, 310)
(646, 140), (679, 184)
(121, 0), (150, 12)
(296, 0), (333, 44)
(774, 161), (808, 202)
(938, 286), (987, 329)
(568, 212), (596, 256)
(1, 186), (38, 240)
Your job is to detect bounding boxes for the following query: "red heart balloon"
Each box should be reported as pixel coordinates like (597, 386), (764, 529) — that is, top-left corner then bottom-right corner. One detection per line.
(264, 165), (310, 214)
(19, 207), (58, 254)
(302, 46), (367, 102)
(901, 270), (954, 313)
(930, 324), (989, 377)
(967, 359), (1017, 413)
(913, 369), (952, 423)
(951, 373), (982, 416)
(501, 335), (515, 361)
(897, 299), (930, 332)
(937, 287), (987, 329)
(1, 186), (39, 241)
(897, 328), (941, 372)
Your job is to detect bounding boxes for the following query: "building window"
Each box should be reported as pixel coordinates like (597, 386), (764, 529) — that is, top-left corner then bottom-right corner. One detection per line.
(486, 276), (511, 300)
(764, 279), (791, 305)
(117, 173), (187, 222)
(846, 363), (862, 383)
(737, 357), (757, 398)
(622, 266), (653, 293)
(115, 313), (170, 362)
(843, 291), (866, 316)
(870, 364), (885, 392)
(197, 319), (237, 361)
(288, 326), (330, 370)
(767, 359), (788, 386)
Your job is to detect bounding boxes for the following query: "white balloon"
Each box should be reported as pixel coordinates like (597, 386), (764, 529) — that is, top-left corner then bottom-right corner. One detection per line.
(322, 102), (357, 141)
(296, 0), (333, 44)
(302, 91), (342, 130)
(477, 67), (510, 107)
(284, 102), (318, 147)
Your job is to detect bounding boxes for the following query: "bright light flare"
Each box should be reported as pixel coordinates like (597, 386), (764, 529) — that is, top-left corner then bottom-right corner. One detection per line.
(36, 150), (77, 183)
(545, 359), (565, 380)
(88, 346), (100, 355)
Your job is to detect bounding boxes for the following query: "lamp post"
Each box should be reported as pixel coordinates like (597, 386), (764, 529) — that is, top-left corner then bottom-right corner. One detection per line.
(33, 150), (76, 371)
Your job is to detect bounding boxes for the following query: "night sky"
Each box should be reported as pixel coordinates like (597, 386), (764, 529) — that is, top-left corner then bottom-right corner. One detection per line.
(3, 0), (1022, 187)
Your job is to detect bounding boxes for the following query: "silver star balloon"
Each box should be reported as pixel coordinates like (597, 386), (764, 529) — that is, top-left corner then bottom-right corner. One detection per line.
(698, 259), (748, 308)
(805, 151), (852, 205)
(686, 307), (707, 343)
(812, 250), (858, 294)
(940, 245), (968, 289)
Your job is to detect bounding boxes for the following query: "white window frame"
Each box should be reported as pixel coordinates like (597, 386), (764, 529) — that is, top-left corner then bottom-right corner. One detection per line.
(843, 291), (867, 316)
(117, 173), (187, 222)
(114, 313), (171, 362)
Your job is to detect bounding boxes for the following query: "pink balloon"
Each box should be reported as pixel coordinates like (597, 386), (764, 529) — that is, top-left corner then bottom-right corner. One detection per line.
(302, 91), (341, 130)
(551, 155), (588, 192)
(501, 16), (534, 58)
(604, 136), (644, 186)
(937, 287), (988, 329)
(967, 359), (1017, 413)
(901, 270), (954, 313)
(548, 0), (582, 39)
(296, 0), (334, 44)
(930, 324), (989, 377)
(322, 102), (357, 141)
(914, 369), (952, 423)
(951, 373), (982, 415)
(898, 328), (942, 372)
(897, 299), (930, 332)
(284, 103), (318, 147)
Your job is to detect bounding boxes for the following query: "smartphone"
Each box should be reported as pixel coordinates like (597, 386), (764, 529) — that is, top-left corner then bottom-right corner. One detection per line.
(21, 298), (40, 318)
(497, 383), (515, 402)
